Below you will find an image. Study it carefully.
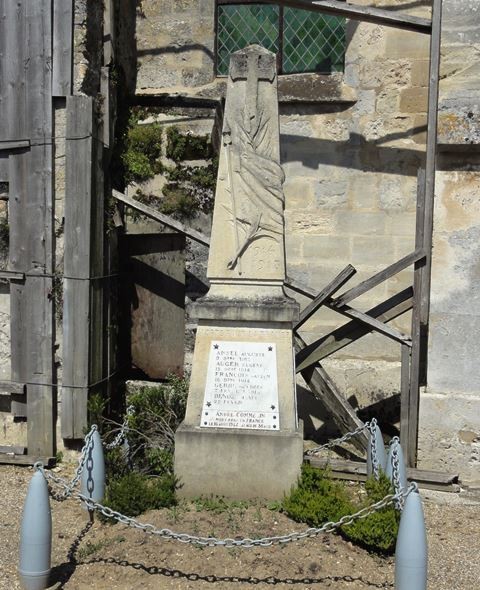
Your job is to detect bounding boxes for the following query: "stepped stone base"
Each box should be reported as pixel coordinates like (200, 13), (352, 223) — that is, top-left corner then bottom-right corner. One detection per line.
(175, 422), (304, 500)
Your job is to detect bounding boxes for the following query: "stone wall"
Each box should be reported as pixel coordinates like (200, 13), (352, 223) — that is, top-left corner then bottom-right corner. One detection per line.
(417, 0), (480, 484)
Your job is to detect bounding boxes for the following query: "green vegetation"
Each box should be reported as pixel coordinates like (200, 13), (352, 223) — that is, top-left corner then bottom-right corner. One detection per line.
(282, 464), (400, 553)
(103, 471), (177, 517)
(120, 113), (218, 220)
(166, 126), (213, 162)
(122, 121), (163, 184)
(99, 375), (188, 519)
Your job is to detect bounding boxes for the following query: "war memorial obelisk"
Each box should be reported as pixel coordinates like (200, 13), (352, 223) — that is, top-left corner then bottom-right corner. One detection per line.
(174, 45), (303, 500)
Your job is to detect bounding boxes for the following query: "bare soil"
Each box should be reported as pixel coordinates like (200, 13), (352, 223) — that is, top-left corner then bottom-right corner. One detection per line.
(1, 464), (479, 590)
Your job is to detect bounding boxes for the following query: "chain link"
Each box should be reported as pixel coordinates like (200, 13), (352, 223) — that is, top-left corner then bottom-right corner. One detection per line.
(37, 425), (97, 501)
(105, 405), (134, 450)
(389, 437), (404, 511)
(42, 466), (414, 548)
(305, 420), (371, 456)
(366, 418), (380, 480)
(37, 417), (414, 549)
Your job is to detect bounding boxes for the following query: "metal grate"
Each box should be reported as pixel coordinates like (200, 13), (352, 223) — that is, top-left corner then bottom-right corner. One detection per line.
(283, 7), (345, 74)
(216, 3), (345, 75)
(217, 4), (280, 75)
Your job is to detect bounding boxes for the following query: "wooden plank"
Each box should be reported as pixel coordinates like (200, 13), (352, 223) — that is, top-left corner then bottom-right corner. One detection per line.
(294, 264), (356, 330)
(24, 0), (55, 457)
(404, 0), (443, 468)
(62, 96), (95, 439)
(296, 288), (413, 372)
(0, 454), (55, 467)
(306, 457), (459, 491)
(52, 0), (73, 96)
(408, 168), (429, 466)
(295, 334), (368, 452)
(0, 444), (26, 454)
(333, 248), (425, 307)
(112, 190), (211, 247)
(2, 0), (27, 143)
(327, 302), (412, 346)
(285, 275), (317, 299)
(400, 343), (411, 447)
(0, 140), (30, 151)
(0, 380), (25, 394)
(218, 0), (432, 34)
(0, 271), (25, 281)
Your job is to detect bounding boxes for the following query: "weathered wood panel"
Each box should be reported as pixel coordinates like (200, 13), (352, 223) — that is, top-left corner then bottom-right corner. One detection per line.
(62, 96), (105, 439)
(123, 233), (186, 379)
(52, 0), (73, 96)
(7, 0), (55, 456)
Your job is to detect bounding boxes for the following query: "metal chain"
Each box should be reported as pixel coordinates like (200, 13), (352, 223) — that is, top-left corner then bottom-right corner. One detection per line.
(305, 420), (371, 456)
(36, 425), (97, 501)
(105, 405), (134, 450)
(389, 437), (404, 511)
(41, 466), (414, 548)
(367, 418), (379, 479)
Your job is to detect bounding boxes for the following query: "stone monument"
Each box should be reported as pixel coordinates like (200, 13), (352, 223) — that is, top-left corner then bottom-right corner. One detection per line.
(174, 45), (303, 500)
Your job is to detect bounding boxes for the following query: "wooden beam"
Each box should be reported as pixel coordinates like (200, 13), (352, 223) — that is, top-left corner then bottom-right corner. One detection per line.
(296, 288), (413, 372)
(0, 380), (25, 394)
(112, 189), (211, 247)
(0, 454), (55, 467)
(52, 0), (73, 96)
(333, 248), (425, 307)
(63, 96), (104, 439)
(285, 275), (317, 299)
(0, 444), (26, 454)
(306, 457), (459, 491)
(295, 334), (368, 452)
(328, 302), (412, 346)
(218, 0), (432, 34)
(400, 343), (411, 447)
(0, 270), (25, 281)
(294, 264), (356, 330)
(0, 139), (30, 151)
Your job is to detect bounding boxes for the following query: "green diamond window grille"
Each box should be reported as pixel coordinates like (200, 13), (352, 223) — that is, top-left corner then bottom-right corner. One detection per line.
(217, 4), (280, 76)
(216, 3), (345, 75)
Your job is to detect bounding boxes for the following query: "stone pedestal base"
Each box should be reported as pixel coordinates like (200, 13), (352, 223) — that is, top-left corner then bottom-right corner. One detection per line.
(175, 422), (304, 500)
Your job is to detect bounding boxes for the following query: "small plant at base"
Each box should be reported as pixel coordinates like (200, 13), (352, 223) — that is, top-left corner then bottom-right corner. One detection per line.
(102, 471), (177, 518)
(282, 464), (400, 554)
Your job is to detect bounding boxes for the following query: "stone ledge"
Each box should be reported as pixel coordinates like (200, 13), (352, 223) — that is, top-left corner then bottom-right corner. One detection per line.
(191, 295), (300, 323)
(135, 73), (357, 105)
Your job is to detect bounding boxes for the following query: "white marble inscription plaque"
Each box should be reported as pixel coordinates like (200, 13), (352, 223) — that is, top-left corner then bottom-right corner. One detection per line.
(200, 341), (279, 430)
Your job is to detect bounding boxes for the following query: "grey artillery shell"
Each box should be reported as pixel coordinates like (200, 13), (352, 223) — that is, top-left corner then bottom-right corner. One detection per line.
(395, 490), (428, 590)
(18, 471), (52, 590)
(81, 429), (105, 504)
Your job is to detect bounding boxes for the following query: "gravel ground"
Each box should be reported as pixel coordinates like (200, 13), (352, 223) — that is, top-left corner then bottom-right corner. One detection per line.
(1, 464), (479, 590)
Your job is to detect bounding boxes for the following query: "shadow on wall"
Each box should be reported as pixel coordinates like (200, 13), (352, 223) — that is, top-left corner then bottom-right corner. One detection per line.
(137, 43), (215, 61)
(280, 129), (427, 176)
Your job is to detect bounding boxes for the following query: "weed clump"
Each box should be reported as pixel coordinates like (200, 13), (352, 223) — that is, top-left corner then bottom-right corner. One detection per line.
(103, 471), (177, 517)
(95, 375), (188, 519)
(282, 464), (399, 553)
(122, 122), (163, 183)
